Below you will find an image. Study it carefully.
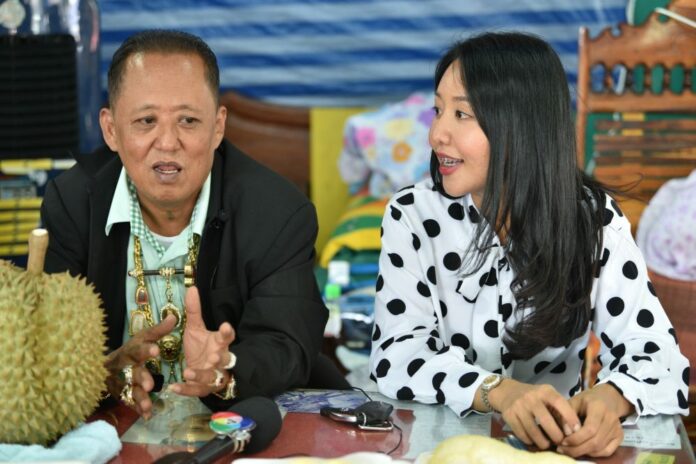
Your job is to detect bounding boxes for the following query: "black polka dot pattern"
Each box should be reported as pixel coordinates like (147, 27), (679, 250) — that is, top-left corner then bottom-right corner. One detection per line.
(479, 269), (498, 287)
(636, 309), (654, 328)
(427, 266), (437, 285)
(459, 372), (479, 388)
(483, 320), (498, 338)
(501, 351), (512, 369)
(376, 359), (391, 378)
(380, 337), (394, 351)
(606, 297), (625, 316)
(412, 234), (421, 250)
(678, 390), (688, 409)
(603, 208), (614, 226)
(534, 361), (550, 374)
(386, 299), (406, 315)
(669, 328), (679, 344)
(370, 187), (688, 418)
(397, 193), (414, 205)
(397, 387), (415, 401)
(448, 203), (465, 220)
(451, 333), (470, 350)
(600, 332), (614, 348)
(388, 253), (403, 267)
(622, 261), (638, 279)
(427, 337), (439, 351)
(439, 300), (448, 318)
(468, 206), (480, 223)
(498, 296), (512, 322)
(443, 252), (461, 271)
(372, 324), (381, 341)
(423, 219), (441, 237)
(644, 341), (660, 354)
(551, 362), (567, 374)
(417, 281), (431, 297)
(407, 359), (425, 376)
(647, 281), (657, 296)
(432, 372), (447, 389)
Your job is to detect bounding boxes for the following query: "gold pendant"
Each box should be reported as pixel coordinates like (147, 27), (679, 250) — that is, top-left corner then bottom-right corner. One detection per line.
(184, 263), (196, 287)
(159, 333), (182, 362)
(129, 308), (152, 335)
(160, 302), (182, 329)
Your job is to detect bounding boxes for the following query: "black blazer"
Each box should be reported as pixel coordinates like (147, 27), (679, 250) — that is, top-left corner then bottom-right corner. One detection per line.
(40, 141), (328, 409)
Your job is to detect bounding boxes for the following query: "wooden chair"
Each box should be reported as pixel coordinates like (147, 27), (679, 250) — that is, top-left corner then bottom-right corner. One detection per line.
(576, 2), (696, 234)
(220, 91), (311, 195)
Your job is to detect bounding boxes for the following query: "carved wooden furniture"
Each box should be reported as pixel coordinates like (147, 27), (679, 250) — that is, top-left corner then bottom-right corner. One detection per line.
(576, 3), (696, 232)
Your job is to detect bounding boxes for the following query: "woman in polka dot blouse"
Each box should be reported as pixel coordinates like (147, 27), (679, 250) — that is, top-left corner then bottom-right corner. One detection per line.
(368, 32), (689, 459)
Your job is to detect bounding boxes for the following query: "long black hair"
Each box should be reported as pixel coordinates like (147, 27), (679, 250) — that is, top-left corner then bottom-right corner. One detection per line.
(430, 32), (607, 360)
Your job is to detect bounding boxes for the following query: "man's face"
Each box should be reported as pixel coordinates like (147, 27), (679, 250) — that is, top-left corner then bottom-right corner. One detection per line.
(100, 52), (226, 213)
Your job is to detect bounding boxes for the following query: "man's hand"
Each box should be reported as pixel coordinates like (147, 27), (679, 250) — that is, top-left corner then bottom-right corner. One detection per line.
(105, 314), (177, 419)
(490, 379), (582, 450)
(557, 383), (633, 458)
(169, 286), (236, 397)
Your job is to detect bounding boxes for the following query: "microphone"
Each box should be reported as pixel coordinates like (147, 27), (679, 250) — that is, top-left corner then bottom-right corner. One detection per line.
(153, 396), (282, 464)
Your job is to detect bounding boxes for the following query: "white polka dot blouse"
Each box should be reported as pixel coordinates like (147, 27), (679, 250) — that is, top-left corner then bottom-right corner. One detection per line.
(369, 179), (690, 419)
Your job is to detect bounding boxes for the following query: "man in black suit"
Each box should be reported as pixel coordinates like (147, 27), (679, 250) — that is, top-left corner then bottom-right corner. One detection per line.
(41, 30), (328, 418)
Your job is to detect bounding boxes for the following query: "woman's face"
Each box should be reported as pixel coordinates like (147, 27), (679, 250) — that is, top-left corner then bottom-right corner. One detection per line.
(429, 61), (490, 205)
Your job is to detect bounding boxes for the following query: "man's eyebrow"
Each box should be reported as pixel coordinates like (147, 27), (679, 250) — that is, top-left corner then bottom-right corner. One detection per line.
(132, 104), (201, 112)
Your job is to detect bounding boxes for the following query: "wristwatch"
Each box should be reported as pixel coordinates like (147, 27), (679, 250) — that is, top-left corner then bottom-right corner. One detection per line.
(480, 374), (503, 412)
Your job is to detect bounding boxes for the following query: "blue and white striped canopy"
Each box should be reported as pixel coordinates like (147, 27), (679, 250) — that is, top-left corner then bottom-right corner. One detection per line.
(101, 0), (627, 107)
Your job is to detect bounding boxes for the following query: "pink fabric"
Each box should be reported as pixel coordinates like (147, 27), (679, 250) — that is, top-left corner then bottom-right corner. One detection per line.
(637, 170), (696, 281)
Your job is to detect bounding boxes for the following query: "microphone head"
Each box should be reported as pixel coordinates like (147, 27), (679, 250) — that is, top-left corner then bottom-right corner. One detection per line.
(226, 396), (282, 454)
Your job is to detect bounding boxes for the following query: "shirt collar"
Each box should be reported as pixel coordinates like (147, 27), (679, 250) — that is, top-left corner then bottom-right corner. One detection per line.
(105, 167), (212, 238)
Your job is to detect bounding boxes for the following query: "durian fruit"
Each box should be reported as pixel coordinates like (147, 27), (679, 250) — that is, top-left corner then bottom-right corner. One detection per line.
(426, 434), (576, 464)
(0, 229), (108, 445)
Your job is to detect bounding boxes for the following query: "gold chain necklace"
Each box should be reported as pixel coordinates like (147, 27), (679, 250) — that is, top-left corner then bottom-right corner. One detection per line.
(128, 234), (200, 383)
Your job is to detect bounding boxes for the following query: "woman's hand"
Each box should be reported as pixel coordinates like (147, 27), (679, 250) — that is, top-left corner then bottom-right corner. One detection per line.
(105, 314), (177, 419)
(557, 383), (633, 458)
(488, 379), (582, 450)
(169, 286), (237, 397)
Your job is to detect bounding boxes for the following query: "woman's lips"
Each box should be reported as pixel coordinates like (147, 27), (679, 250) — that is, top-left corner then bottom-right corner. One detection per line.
(437, 155), (462, 175)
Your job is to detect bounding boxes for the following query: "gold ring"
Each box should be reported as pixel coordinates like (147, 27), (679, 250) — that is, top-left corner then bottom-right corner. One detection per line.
(120, 384), (136, 407)
(210, 369), (225, 389)
(223, 351), (237, 370)
(122, 364), (134, 386)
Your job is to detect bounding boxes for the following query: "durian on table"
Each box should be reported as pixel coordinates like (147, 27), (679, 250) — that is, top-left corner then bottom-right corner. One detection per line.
(0, 229), (108, 445)
(422, 434), (577, 464)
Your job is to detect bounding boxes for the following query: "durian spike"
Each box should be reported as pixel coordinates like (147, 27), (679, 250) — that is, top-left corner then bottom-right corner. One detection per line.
(27, 229), (49, 276)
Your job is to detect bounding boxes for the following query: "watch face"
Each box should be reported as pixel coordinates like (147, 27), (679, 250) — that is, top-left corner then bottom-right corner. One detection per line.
(483, 374), (501, 389)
